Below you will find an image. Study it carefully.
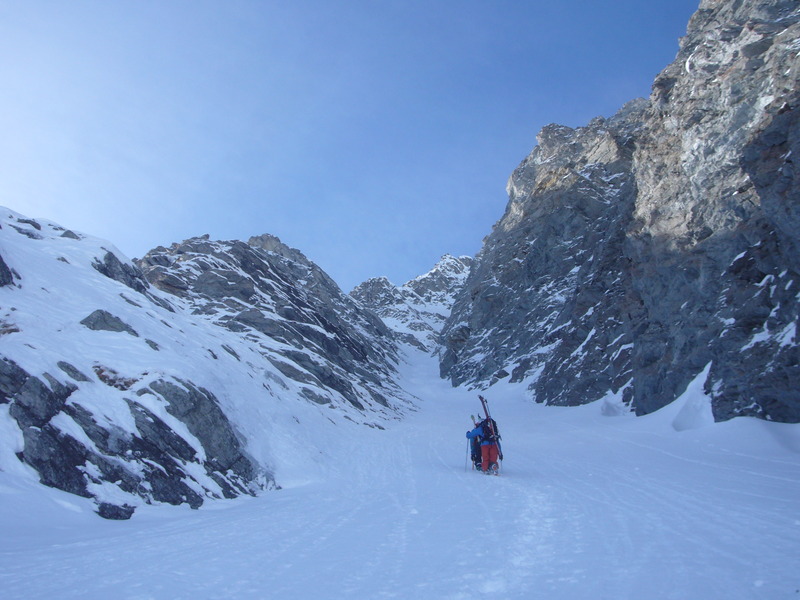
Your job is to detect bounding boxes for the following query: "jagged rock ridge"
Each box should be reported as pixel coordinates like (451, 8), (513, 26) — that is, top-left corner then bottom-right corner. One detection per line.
(137, 233), (404, 411)
(441, 0), (800, 422)
(351, 255), (472, 353)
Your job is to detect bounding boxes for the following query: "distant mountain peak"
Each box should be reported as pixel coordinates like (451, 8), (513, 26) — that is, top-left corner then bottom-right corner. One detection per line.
(352, 255), (472, 354)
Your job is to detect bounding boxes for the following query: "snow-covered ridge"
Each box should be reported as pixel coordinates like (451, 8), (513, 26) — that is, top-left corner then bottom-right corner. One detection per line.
(0, 207), (412, 519)
(137, 232), (407, 413)
(351, 254), (472, 354)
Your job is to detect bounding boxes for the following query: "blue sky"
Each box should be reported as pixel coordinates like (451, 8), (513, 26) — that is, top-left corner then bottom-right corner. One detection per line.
(0, 1), (700, 291)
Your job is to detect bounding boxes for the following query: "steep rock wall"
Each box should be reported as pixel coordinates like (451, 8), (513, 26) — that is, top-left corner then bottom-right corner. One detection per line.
(442, 0), (799, 421)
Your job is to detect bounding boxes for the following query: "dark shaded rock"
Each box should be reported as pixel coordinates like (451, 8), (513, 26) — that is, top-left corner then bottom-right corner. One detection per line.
(17, 218), (41, 230)
(149, 378), (255, 477)
(142, 268), (189, 295)
(137, 234), (407, 413)
(195, 270), (255, 302)
(221, 345), (240, 360)
(11, 224), (42, 239)
(442, 103), (644, 403)
(125, 398), (198, 463)
(57, 361), (91, 382)
(20, 425), (91, 498)
(742, 97), (800, 266)
(80, 309), (139, 337)
(0, 356), (28, 403)
(2, 354), (267, 513)
(0, 218), (279, 516)
(1, 359), (89, 494)
(8, 372), (75, 428)
(119, 293), (143, 308)
(92, 250), (149, 294)
(67, 403), (132, 455)
(0, 253), (13, 287)
(300, 388), (332, 405)
(268, 358), (317, 386)
(96, 503), (135, 520)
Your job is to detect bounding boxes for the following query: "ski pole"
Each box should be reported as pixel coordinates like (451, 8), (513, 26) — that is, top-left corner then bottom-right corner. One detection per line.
(465, 439), (470, 472)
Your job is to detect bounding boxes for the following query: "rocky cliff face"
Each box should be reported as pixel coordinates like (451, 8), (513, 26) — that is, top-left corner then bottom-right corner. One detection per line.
(137, 233), (404, 412)
(351, 255), (472, 353)
(442, 0), (800, 422)
(0, 209), (411, 519)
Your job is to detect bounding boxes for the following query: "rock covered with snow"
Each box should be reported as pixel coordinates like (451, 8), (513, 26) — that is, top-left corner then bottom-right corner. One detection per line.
(0, 210), (274, 518)
(0, 208), (412, 519)
(351, 255), (472, 353)
(137, 233), (405, 411)
(441, 0), (800, 421)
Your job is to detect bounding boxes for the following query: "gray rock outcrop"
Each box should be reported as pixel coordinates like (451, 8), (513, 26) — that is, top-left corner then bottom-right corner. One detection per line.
(92, 249), (149, 295)
(441, 0), (800, 422)
(80, 309), (139, 337)
(137, 233), (406, 412)
(1, 356), (263, 518)
(0, 253), (13, 287)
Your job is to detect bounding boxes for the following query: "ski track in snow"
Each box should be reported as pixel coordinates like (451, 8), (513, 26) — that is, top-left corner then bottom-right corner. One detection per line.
(1, 351), (800, 599)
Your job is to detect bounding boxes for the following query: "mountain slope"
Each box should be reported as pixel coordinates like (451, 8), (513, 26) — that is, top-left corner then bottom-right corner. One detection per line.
(0, 208), (411, 519)
(441, 0), (800, 422)
(137, 233), (405, 412)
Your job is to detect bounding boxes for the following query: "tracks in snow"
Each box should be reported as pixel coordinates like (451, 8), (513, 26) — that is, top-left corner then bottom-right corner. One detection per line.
(1, 355), (799, 599)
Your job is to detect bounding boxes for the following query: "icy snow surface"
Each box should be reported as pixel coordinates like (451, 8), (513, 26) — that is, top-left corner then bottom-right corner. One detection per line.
(1, 348), (799, 599)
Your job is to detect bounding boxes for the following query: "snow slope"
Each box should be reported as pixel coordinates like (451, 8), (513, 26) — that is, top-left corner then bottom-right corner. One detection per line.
(1, 349), (798, 599)
(0, 207), (411, 514)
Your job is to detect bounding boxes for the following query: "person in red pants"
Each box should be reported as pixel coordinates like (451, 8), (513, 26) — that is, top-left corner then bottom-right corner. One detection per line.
(466, 417), (502, 474)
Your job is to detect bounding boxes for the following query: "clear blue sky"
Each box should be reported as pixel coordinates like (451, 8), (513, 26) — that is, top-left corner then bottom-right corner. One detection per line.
(0, 0), (700, 291)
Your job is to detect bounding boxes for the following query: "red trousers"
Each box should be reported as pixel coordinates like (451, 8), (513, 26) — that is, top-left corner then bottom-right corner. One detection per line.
(481, 444), (499, 472)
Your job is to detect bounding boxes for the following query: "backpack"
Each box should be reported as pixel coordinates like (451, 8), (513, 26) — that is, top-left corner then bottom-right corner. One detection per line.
(479, 418), (500, 443)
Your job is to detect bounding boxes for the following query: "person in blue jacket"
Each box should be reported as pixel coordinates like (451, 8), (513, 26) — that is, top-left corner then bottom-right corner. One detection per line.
(469, 433), (482, 471)
(466, 417), (502, 474)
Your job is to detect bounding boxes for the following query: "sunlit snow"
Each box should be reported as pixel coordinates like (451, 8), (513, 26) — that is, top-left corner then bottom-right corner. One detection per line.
(2, 349), (799, 599)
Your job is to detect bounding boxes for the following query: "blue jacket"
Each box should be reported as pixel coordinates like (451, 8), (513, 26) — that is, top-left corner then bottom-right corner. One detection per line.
(466, 423), (497, 446)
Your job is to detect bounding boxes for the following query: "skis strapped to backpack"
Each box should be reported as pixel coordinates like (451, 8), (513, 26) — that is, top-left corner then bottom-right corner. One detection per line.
(478, 395), (503, 471)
